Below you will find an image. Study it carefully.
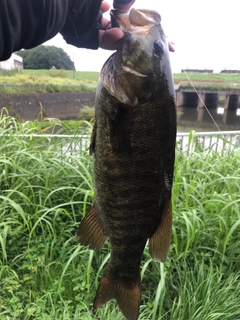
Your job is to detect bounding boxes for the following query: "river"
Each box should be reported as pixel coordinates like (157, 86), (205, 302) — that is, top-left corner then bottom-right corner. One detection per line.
(177, 106), (240, 132)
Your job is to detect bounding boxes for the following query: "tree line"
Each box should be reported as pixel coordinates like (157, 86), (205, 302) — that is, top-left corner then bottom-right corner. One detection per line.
(17, 45), (75, 70)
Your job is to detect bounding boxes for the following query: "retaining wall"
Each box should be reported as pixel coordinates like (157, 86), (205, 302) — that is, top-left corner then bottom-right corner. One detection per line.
(0, 92), (96, 121)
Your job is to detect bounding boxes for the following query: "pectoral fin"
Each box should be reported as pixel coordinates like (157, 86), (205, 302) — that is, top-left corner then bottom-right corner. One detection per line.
(149, 199), (172, 262)
(77, 201), (107, 250)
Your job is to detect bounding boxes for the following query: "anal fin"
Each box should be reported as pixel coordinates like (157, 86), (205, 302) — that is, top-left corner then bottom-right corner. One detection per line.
(94, 265), (141, 320)
(149, 199), (172, 262)
(76, 201), (107, 250)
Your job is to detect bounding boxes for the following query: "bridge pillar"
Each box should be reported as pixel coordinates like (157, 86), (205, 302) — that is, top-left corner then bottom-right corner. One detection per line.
(176, 91), (184, 107)
(197, 92), (205, 109)
(224, 95), (230, 110)
(197, 107), (204, 122)
(222, 108), (228, 124)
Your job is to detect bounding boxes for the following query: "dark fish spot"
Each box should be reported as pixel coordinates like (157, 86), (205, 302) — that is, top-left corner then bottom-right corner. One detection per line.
(154, 40), (164, 56)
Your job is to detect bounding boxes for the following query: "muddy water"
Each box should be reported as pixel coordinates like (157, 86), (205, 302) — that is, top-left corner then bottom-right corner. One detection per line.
(177, 106), (240, 132)
(1, 92), (239, 132)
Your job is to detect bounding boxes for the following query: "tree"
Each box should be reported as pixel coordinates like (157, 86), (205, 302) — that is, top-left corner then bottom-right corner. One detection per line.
(17, 45), (75, 70)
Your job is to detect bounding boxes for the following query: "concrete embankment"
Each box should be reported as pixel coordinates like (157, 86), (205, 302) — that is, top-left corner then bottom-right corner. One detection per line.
(0, 92), (96, 121)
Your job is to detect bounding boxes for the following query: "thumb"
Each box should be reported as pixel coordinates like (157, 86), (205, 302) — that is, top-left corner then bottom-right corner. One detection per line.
(99, 28), (124, 50)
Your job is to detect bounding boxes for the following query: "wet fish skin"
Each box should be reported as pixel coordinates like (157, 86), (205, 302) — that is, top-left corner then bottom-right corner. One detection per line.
(77, 8), (176, 320)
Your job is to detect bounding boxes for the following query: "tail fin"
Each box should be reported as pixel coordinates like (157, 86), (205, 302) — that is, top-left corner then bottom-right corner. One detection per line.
(93, 266), (141, 320)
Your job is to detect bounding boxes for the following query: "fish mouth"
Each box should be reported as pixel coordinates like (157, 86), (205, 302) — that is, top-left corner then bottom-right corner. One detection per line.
(121, 62), (147, 77)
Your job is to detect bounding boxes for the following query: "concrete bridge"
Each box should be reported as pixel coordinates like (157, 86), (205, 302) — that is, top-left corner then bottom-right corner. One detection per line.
(175, 85), (240, 110)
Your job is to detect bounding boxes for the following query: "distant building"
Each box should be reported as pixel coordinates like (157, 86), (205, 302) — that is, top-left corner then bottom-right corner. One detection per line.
(0, 53), (23, 71)
(181, 69), (213, 74)
(220, 70), (240, 74)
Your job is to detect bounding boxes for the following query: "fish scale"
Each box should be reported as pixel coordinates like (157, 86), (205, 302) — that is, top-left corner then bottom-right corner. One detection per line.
(77, 8), (176, 320)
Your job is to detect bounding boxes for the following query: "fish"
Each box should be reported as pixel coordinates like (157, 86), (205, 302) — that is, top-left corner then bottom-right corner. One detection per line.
(77, 8), (176, 320)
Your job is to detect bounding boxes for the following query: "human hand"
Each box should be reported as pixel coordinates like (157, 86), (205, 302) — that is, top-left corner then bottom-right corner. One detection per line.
(168, 41), (175, 52)
(99, 1), (175, 53)
(99, 0), (135, 50)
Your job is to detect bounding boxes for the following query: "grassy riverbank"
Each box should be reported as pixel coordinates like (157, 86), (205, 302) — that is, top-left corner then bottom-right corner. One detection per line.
(0, 113), (240, 319)
(174, 72), (240, 83)
(0, 69), (99, 94)
(1, 69), (240, 93)
(174, 72), (240, 90)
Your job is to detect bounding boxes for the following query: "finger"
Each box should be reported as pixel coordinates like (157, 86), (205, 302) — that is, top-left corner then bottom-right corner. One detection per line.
(168, 42), (175, 52)
(101, 16), (111, 30)
(100, 1), (111, 13)
(99, 28), (124, 50)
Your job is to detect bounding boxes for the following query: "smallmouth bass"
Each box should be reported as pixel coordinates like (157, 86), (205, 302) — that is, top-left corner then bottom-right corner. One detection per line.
(77, 8), (176, 320)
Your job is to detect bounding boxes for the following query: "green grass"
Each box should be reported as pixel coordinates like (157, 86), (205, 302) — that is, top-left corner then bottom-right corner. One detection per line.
(0, 110), (240, 319)
(1, 69), (240, 93)
(0, 70), (100, 93)
(23, 69), (100, 82)
(174, 72), (240, 90)
(174, 72), (240, 83)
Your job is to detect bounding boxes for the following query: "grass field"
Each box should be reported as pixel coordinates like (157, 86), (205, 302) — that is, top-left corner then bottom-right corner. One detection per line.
(174, 72), (240, 83)
(0, 70), (100, 94)
(1, 69), (240, 93)
(0, 110), (240, 319)
(175, 72), (240, 90)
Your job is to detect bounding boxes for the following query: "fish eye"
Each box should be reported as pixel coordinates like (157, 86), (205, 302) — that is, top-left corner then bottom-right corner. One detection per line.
(154, 40), (164, 56)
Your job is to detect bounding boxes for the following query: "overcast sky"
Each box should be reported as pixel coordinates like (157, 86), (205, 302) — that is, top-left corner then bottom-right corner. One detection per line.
(44, 0), (240, 73)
